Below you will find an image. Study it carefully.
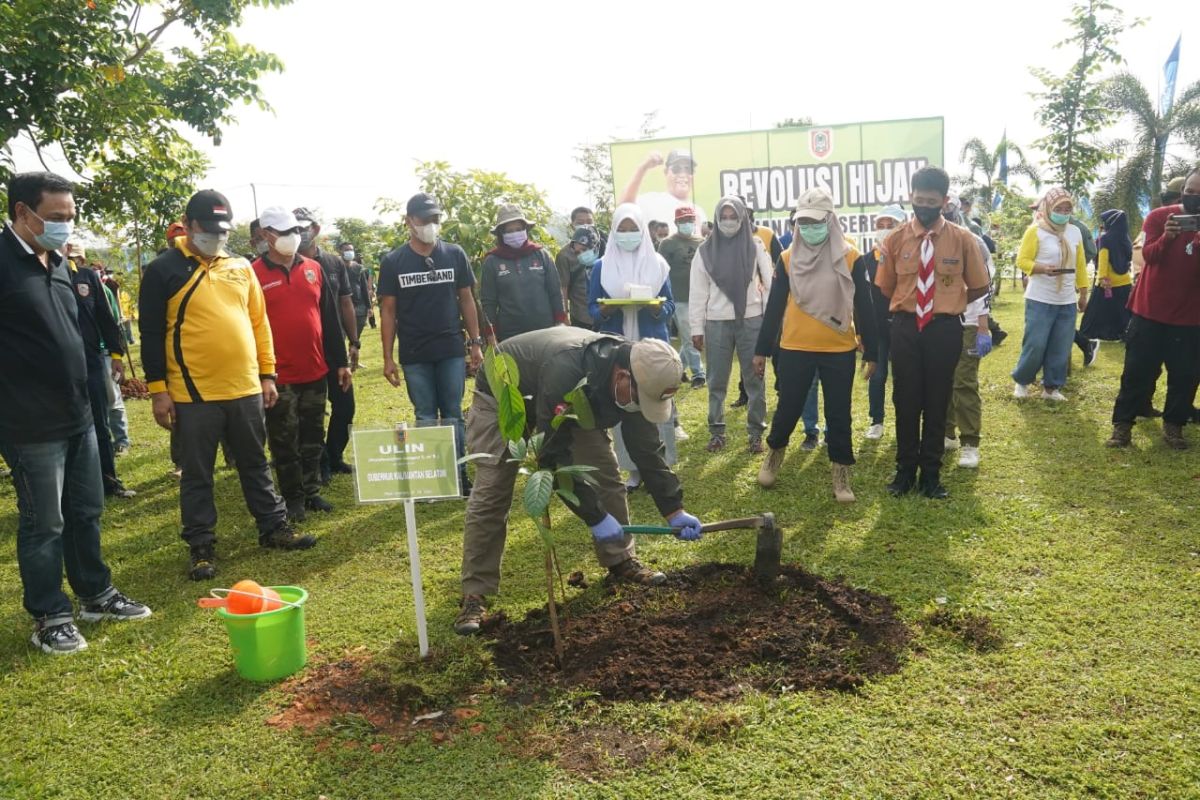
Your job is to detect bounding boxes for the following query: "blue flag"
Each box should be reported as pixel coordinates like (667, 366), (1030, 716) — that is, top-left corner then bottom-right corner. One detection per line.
(1161, 35), (1181, 118)
(994, 130), (1008, 210)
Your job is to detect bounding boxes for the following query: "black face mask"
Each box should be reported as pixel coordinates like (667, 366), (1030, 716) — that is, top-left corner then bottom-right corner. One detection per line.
(912, 204), (942, 227)
(1182, 194), (1200, 214)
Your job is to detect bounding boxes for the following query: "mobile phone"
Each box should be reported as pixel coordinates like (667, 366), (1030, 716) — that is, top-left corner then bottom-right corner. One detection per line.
(1173, 214), (1200, 232)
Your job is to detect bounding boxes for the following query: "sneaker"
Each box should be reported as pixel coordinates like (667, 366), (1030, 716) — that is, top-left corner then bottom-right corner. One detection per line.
(1163, 422), (1188, 451)
(886, 468), (917, 497)
(1105, 422), (1132, 448)
(705, 434), (726, 453)
(674, 424), (690, 441)
(943, 437), (960, 451)
(748, 436), (765, 455)
(286, 498), (307, 523)
(624, 479), (642, 494)
(169, 466), (183, 481)
(958, 446), (981, 469)
(79, 590), (152, 622)
(31, 621), (88, 655)
(330, 462), (354, 475)
(690, 375), (706, 389)
(305, 495), (334, 513)
(1042, 389), (1067, 402)
(800, 432), (819, 451)
(1013, 383), (1030, 399)
(188, 543), (217, 581)
(104, 480), (136, 499)
(758, 446), (786, 488)
(832, 463), (855, 504)
(607, 557), (667, 586)
(865, 423), (884, 440)
(454, 594), (485, 636)
(1084, 339), (1100, 367)
(259, 522), (317, 551)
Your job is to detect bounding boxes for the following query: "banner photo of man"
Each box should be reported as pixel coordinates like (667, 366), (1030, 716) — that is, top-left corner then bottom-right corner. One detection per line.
(610, 117), (944, 246)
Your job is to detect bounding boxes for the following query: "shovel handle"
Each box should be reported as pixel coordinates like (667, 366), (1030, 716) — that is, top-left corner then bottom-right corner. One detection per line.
(622, 525), (677, 535)
(623, 516), (765, 536)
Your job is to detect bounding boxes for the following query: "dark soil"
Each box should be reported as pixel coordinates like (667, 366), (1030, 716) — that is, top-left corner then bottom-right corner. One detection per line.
(487, 562), (911, 702)
(924, 609), (1005, 652)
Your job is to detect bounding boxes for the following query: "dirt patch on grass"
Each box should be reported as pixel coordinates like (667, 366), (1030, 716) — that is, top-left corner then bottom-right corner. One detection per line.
(487, 562), (911, 702)
(924, 609), (1005, 652)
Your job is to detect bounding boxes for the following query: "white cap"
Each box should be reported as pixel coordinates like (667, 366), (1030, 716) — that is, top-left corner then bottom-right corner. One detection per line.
(258, 206), (301, 232)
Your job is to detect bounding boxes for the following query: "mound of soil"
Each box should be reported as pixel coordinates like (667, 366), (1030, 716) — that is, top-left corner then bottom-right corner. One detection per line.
(488, 562), (911, 702)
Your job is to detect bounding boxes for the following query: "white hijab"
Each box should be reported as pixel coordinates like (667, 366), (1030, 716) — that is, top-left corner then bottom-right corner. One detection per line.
(600, 203), (670, 341)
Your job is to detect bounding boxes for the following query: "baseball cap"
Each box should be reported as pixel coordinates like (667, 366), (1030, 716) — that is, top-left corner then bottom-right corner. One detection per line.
(674, 205), (697, 222)
(65, 241), (86, 260)
(666, 149), (696, 170)
(406, 192), (442, 219)
(184, 190), (233, 233)
(259, 206), (302, 232)
(571, 225), (599, 248)
(1166, 176), (1186, 193)
(792, 187), (834, 220)
(292, 207), (319, 228)
(629, 339), (683, 424)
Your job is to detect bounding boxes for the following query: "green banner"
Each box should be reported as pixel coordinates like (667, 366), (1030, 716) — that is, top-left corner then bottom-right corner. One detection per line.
(609, 117), (944, 240)
(351, 426), (460, 503)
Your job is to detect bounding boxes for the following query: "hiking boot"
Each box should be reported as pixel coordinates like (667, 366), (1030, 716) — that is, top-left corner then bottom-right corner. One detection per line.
(259, 522), (317, 551)
(1163, 422), (1188, 451)
(886, 467), (917, 497)
(800, 432), (819, 451)
(919, 469), (949, 500)
(748, 436), (765, 455)
(705, 434), (726, 453)
(832, 463), (855, 504)
(1105, 422), (1133, 448)
(454, 594), (485, 636)
(31, 621), (88, 655)
(188, 543), (217, 581)
(758, 446), (786, 488)
(286, 498), (307, 523)
(305, 495), (334, 513)
(607, 557), (667, 586)
(690, 375), (706, 389)
(79, 590), (152, 623)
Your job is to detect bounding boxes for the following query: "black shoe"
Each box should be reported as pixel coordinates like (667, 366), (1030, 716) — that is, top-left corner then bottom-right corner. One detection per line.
(104, 480), (136, 499)
(886, 468), (917, 497)
(259, 521), (317, 550)
(31, 621), (88, 655)
(690, 375), (706, 389)
(304, 495), (334, 513)
(79, 590), (152, 622)
(919, 470), (949, 499)
(1084, 339), (1099, 367)
(1139, 406), (1164, 419)
(800, 432), (819, 451)
(330, 461), (353, 475)
(286, 499), (307, 523)
(731, 393), (749, 408)
(993, 329), (1008, 347)
(189, 544), (217, 581)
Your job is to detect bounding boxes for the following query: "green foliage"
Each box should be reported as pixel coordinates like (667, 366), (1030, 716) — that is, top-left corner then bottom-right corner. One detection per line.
(1029, 0), (1141, 194)
(990, 185), (1038, 283)
(483, 348), (527, 442)
(522, 470), (555, 520)
(957, 136), (1042, 215)
(332, 217), (401, 266)
(572, 141), (614, 234)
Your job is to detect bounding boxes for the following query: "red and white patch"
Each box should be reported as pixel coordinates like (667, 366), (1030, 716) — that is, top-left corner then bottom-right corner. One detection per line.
(76, 283), (90, 297)
(809, 129), (834, 160)
(304, 268), (317, 284)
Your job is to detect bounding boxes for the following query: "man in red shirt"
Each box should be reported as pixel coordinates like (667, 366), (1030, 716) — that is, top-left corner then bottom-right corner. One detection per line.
(1108, 168), (1200, 450)
(252, 207), (351, 518)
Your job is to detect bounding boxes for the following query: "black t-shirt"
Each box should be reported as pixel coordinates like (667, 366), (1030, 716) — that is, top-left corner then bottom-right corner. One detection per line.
(378, 240), (475, 364)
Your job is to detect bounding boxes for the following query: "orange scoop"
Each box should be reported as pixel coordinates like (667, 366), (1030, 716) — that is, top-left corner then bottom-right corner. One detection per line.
(197, 580), (283, 614)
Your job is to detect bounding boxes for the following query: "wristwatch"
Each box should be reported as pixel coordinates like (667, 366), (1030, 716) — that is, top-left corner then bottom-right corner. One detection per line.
(468, 336), (485, 347)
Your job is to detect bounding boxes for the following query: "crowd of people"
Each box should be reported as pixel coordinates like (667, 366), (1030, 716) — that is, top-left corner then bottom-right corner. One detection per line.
(2, 161), (1199, 652)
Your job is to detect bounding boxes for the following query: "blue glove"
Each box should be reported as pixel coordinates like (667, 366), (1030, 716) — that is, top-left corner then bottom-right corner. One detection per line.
(974, 331), (993, 358)
(589, 513), (624, 543)
(668, 510), (703, 541)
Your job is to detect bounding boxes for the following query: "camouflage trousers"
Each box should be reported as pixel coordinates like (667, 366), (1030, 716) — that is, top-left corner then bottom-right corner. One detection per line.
(265, 377), (328, 504)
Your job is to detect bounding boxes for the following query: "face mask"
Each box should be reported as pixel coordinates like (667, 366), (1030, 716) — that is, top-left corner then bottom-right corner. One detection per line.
(413, 222), (440, 244)
(1181, 195), (1200, 214)
(25, 209), (74, 251)
(255, 240), (270, 256)
(942, 209), (958, 222)
(298, 228), (316, 248)
(342, 250), (355, 261)
(191, 232), (228, 258)
(578, 249), (598, 267)
(677, 222), (695, 236)
(874, 227), (893, 247)
(798, 222), (829, 246)
(273, 232), (301, 258)
(912, 205), (942, 228)
(614, 374), (640, 412)
(718, 219), (741, 237)
(1049, 211), (1070, 226)
(615, 231), (642, 252)
(502, 230), (528, 248)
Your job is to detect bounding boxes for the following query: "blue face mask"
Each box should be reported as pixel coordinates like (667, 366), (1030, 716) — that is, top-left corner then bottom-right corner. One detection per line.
(615, 231), (642, 252)
(1049, 211), (1070, 226)
(798, 223), (829, 246)
(26, 209), (74, 251)
(578, 248), (598, 267)
(677, 222), (695, 237)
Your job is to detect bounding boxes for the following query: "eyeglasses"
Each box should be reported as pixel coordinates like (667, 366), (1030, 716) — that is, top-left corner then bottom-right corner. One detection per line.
(667, 164), (693, 175)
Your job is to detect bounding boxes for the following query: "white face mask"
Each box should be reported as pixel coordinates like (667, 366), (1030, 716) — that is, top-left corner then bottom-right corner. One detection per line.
(718, 219), (741, 237)
(191, 232), (228, 258)
(413, 222), (440, 244)
(342, 250), (355, 261)
(874, 227), (893, 247)
(273, 232), (301, 258)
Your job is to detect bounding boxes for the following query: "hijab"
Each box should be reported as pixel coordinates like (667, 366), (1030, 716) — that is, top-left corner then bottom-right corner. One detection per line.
(1098, 208), (1132, 275)
(787, 188), (854, 333)
(1036, 187), (1074, 273)
(697, 196), (757, 321)
(600, 203), (669, 341)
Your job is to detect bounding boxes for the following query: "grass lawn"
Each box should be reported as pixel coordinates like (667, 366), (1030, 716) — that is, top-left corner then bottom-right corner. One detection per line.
(2, 291), (1199, 799)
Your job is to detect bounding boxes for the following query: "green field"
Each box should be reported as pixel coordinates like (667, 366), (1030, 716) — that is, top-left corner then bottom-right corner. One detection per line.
(2, 292), (1198, 799)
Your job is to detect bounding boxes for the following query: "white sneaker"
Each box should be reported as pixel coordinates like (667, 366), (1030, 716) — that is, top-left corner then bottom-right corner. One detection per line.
(944, 436), (960, 451)
(1013, 383), (1031, 399)
(1042, 389), (1067, 402)
(865, 424), (884, 440)
(674, 424), (689, 441)
(958, 446), (980, 468)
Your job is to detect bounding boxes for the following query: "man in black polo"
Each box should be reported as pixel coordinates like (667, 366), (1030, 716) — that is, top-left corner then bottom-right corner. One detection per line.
(294, 207), (359, 481)
(0, 172), (151, 655)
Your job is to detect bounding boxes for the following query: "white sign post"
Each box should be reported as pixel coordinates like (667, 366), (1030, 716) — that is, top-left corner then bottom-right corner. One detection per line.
(351, 423), (462, 659)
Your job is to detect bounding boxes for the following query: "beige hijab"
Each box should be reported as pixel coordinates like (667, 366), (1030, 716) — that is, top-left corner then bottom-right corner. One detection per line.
(788, 188), (855, 333)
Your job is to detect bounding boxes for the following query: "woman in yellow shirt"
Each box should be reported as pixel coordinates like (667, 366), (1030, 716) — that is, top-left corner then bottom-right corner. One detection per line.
(1078, 209), (1133, 341)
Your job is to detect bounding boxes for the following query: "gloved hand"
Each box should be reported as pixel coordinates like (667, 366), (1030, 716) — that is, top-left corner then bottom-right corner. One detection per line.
(589, 513), (625, 543)
(668, 509), (703, 541)
(974, 331), (993, 358)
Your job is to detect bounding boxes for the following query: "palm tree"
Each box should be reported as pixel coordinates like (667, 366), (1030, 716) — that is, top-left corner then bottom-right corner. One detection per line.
(957, 137), (1042, 213)
(1098, 71), (1200, 213)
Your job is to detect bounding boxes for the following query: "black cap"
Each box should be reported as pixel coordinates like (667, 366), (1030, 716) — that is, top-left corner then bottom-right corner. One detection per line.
(571, 225), (599, 248)
(185, 190), (233, 233)
(406, 192), (442, 219)
(292, 207), (319, 227)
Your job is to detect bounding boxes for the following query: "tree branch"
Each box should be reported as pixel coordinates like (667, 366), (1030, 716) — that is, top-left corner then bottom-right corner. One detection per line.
(124, 12), (179, 66)
(24, 128), (52, 173)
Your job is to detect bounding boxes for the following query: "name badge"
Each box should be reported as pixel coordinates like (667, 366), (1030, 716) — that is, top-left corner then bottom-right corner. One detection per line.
(941, 257), (960, 265)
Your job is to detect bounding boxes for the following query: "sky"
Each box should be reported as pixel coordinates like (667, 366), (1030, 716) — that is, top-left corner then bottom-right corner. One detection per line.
(11, 0), (1198, 228)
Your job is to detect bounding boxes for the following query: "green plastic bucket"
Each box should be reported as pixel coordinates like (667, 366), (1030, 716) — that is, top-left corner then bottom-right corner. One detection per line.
(217, 585), (308, 681)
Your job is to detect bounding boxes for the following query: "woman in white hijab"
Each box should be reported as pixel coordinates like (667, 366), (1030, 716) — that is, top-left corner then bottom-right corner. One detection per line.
(587, 203), (677, 490)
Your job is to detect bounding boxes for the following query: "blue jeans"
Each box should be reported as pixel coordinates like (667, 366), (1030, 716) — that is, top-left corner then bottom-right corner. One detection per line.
(0, 429), (113, 625)
(868, 332), (891, 425)
(1012, 299), (1077, 390)
(802, 378), (821, 435)
(402, 357), (467, 458)
(673, 301), (705, 379)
